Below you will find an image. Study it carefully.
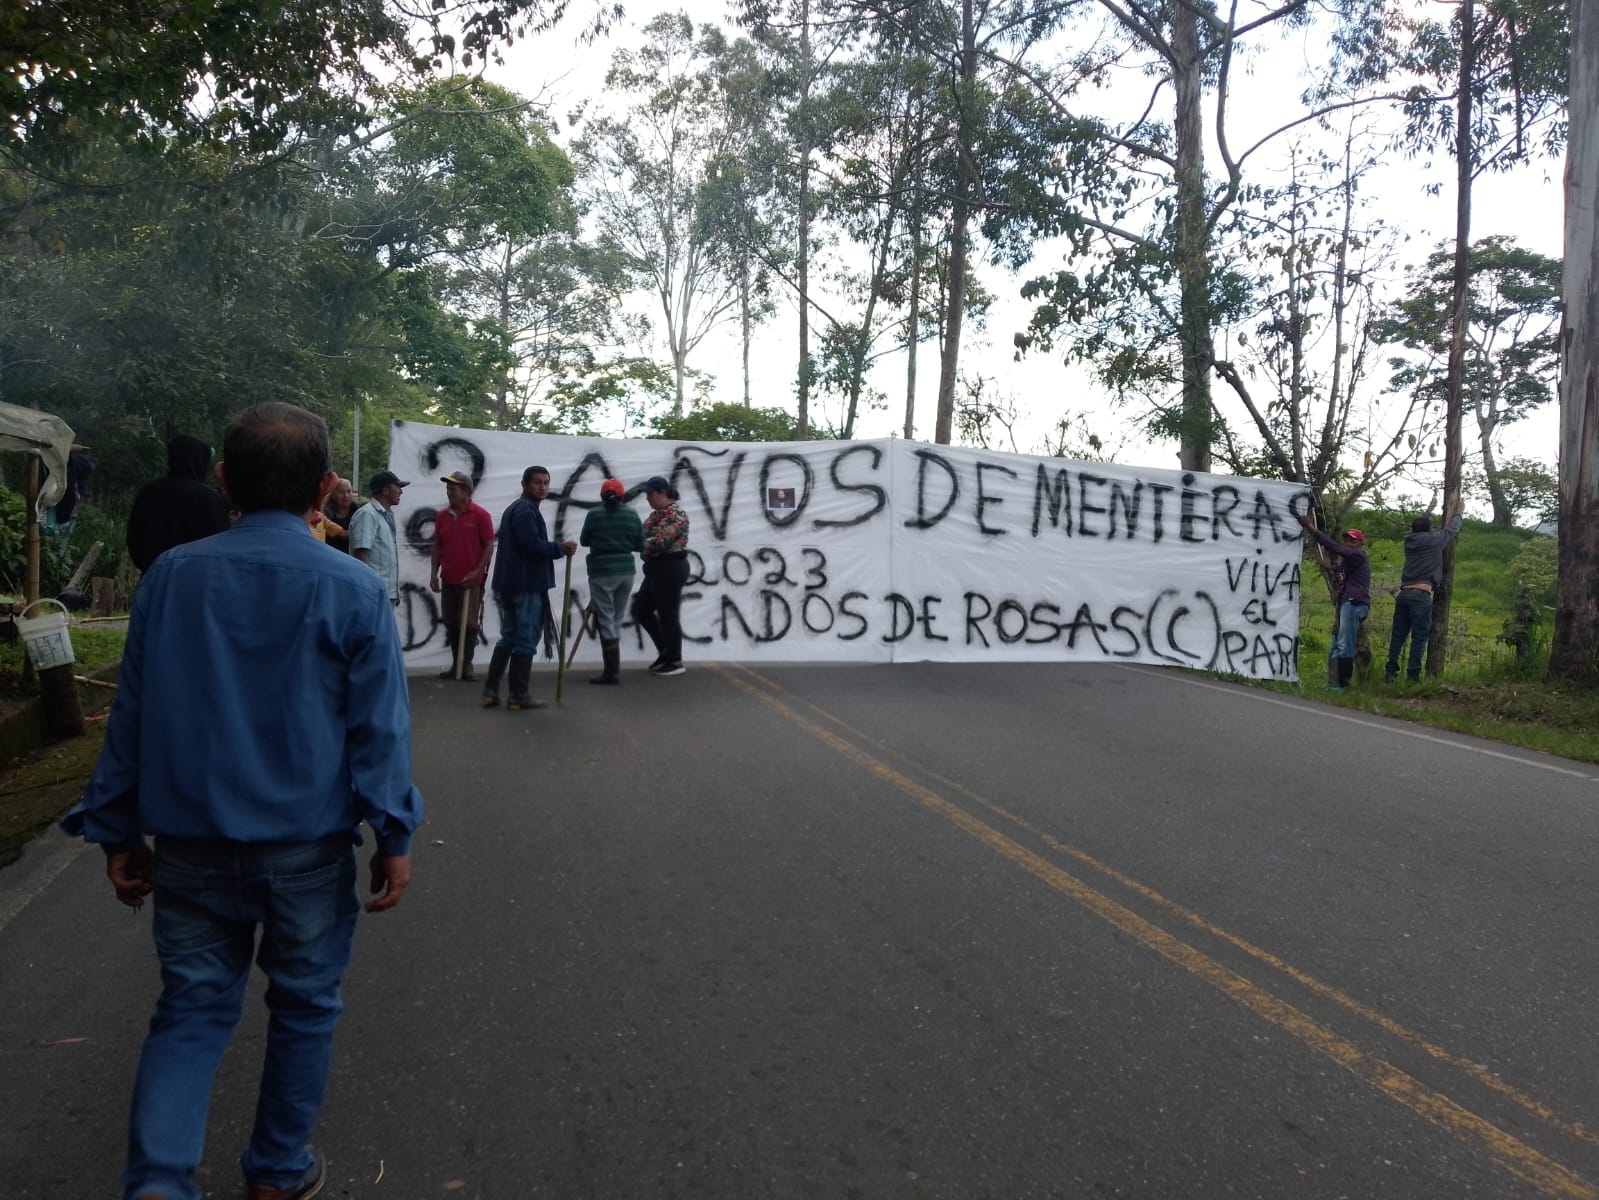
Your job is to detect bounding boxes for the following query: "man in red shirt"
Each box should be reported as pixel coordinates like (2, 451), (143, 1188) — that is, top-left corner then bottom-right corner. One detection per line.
(430, 471), (496, 680)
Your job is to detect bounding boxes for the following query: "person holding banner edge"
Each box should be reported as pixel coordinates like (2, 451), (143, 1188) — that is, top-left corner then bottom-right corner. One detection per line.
(632, 475), (690, 676)
(580, 477), (644, 684)
(482, 465), (575, 710)
(1298, 513), (1370, 691)
(430, 470), (495, 681)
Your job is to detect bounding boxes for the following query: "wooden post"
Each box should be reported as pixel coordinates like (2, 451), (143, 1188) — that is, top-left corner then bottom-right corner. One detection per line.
(23, 453), (40, 606)
(91, 577), (116, 617)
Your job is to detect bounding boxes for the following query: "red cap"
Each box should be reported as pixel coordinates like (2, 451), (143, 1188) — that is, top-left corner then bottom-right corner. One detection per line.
(600, 478), (625, 499)
(1345, 528), (1364, 542)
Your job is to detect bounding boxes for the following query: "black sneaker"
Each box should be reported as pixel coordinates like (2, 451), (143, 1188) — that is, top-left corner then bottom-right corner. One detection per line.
(652, 662), (686, 676)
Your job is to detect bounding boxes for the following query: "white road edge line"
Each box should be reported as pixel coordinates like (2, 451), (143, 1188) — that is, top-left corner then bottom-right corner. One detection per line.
(1121, 665), (1599, 784)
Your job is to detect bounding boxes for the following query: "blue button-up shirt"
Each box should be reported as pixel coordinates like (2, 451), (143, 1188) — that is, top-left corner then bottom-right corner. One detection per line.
(61, 510), (424, 856)
(347, 500), (400, 601)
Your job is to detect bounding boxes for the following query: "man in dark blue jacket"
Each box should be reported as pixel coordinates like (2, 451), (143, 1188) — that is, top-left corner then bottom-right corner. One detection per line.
(481, 464), (575, 710)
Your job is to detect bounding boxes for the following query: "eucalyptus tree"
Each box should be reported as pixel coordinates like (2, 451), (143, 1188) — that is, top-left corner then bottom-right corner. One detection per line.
(799, 40), (940, 439)
(574, 12), (748, 418)
(697, 33), (786, 407)
(1374, 236), (1561, 527)
(1201, 130), (1437, 528)
(1016, 0), (1447, 473)
(1348, 0), (1568, 673)
(344, 79), (643, 431)
(1550, 0), (1599, 684)
(743, 0), (1086, 443)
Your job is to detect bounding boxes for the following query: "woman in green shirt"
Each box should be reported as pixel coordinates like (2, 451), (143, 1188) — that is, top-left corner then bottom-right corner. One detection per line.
(579, 478), (644, 684)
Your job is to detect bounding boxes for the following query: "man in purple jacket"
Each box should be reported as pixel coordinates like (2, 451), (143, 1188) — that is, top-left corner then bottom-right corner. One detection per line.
(1299, 514), (1370, 691)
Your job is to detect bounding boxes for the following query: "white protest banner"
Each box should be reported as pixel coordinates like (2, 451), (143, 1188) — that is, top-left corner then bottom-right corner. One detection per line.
(386, 421), (1312, 680)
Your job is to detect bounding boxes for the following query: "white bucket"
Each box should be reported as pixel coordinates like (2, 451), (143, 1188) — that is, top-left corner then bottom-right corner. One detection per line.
(18, 598), (75, 671)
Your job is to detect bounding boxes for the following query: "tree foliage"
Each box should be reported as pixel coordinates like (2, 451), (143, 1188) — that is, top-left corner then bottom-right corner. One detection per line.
(1373, 235), (1560, 526)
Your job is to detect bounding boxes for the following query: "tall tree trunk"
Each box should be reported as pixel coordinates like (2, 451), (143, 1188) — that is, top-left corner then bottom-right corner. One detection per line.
(1550, 0), (1599, 682)
(1428, 0), (1474, 676)
(904, 88), (925, 441)
(496, 242), (515, 427)
(908, 219), (921, 438)
(741, 261), (752, 406)
(795, 0), (813, 438)
(934, 0), (975, 446)
(1479, 416), (1512, 526)
(1172, 6), (1213, 472)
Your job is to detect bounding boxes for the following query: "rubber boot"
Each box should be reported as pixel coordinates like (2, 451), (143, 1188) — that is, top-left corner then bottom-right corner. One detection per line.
(1338, 656), (1355, 689)
(481, 644), (511, 707)
(506, 654), (543, 710)
(590, 639), (621, 686)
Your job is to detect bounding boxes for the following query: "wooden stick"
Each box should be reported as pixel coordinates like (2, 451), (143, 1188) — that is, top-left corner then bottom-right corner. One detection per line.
(454, 584), (475, 680)
(564, 605), (595, 670)
(555, 555), (574, 705)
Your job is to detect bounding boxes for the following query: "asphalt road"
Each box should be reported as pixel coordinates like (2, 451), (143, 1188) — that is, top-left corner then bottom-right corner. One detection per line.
(3, 662), (1598, 1199)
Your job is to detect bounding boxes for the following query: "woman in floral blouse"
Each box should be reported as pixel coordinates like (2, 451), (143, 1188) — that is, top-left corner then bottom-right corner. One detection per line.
(633, 474), (690, 675)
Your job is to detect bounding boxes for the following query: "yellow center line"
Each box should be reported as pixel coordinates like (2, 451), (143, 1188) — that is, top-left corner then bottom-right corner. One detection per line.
(713, 665), (1599, 1200)
(727, 663), (1599, 1150)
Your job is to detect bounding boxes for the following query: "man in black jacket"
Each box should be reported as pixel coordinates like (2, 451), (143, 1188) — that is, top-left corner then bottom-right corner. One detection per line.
(126, 435), (231, 572)
(1385, 511), (1463, 682)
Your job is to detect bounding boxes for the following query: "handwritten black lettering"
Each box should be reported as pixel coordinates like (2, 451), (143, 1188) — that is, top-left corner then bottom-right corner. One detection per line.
(975, 462), (1018, 536)
(755, 547), (796, 587)
(904, 450), (960, 530)
(814, 444), (888, 530)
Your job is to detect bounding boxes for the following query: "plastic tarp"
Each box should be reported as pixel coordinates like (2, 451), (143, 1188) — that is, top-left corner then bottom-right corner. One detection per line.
(0, 400), (75, 519)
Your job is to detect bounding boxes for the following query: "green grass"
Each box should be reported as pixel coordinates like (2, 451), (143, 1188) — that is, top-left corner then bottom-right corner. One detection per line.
(1283, 514), (1594, 761)
(0, 723), (105, 864)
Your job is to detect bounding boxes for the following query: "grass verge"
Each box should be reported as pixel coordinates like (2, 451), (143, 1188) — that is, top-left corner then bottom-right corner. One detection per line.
(0, 720), (105, 866)
(1242, 671), (1599, 764)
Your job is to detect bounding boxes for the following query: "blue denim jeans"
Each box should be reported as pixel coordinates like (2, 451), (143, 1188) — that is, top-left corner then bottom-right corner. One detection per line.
(587, 572), (635, 641)
(493, 589), (545, 657)
(1330, 600), (1370, 660)
(123, 836), (359, 1200)
(1386, 587), (1434, 679)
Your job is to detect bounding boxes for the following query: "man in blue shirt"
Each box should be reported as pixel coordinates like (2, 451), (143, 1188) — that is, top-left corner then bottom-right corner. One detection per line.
(481, 464), (575, 710)
(61, 402), (424, 1200)
(348, 469), (408, 604)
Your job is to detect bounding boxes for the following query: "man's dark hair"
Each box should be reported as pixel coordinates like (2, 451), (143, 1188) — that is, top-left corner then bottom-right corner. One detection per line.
(1412, 516), (1431, 533)
(221, 403), (332, 514)
(522, 465), (550, 486)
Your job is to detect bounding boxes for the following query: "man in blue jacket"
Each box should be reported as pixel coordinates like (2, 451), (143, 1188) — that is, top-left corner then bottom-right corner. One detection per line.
(61, 402), (424, 1200)
(481, 464), (576, 711)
